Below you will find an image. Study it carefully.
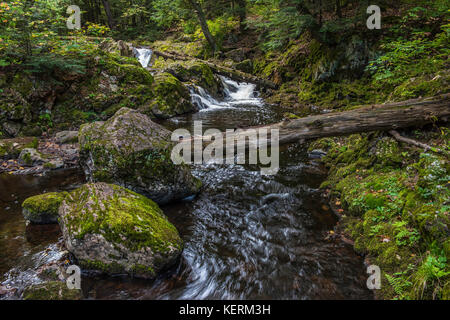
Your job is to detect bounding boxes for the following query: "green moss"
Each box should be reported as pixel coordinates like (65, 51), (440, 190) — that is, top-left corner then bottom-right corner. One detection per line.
(142, 72), (194, 119)
(79, 119), (187, 189)
(390, 71), (450, 101)
(22, 192), (68, 224)
(372, 137), (403, 167)
(11, 73), (34, 97)
(319, 132), (450, 300)
(0, 137), (39, 159)
(24, 137), (39, 149)
(23, 281), (82, 300)
(62, 183), (183, 254)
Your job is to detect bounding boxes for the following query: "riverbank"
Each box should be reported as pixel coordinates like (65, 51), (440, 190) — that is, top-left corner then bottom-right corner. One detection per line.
(308, 127), (449, 300)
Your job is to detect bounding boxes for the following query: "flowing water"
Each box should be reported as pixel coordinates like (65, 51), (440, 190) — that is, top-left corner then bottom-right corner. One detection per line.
(135, 47), (153, 68)
(0, 63), (373, 299)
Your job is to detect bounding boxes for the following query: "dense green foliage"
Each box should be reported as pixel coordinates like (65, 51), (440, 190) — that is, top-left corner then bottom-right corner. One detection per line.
(311, 129), (449, 300)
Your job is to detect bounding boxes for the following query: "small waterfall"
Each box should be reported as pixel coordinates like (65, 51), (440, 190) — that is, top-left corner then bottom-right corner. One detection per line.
(188, 86), (229, 111)
(134, 48), (153, 68)
(220, 76), (262, 106)
(189, 76), (263, 111)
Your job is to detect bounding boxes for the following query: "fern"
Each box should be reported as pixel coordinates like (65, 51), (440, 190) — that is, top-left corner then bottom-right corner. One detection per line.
(385, 272), (413, 299)
(24, 54), (86, 75)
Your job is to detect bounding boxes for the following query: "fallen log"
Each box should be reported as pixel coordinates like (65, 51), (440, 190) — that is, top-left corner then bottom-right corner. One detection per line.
(153, 50), (189, 61)
(186, 94), (450, 150)
(389, 130), (445, 155)
(153, 50), (277, 90)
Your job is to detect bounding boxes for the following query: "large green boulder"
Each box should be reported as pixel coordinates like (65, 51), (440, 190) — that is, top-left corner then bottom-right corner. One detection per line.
(22, 192), (68, 224)
(79, 107), (201, 204)
(164, 62), (223, 98)
(140, 72), (195, 119)
(59, 183), (183, 279)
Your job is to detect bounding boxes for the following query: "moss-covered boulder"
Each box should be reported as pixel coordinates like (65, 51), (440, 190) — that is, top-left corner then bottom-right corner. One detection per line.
(234, 59), (253, 74)
(18, 148), (47, 166)
(0, 74), (33, 137)
(79, 107), (201, 204)
(59, 183), (183, 279)
(164, 62), (223, 98)
(370, 137), (402, 167)
(55, 131), (79, 144)
(23, 281), (82, 300)
(22, 192), (68, 224)
(140, 72), (195, 119)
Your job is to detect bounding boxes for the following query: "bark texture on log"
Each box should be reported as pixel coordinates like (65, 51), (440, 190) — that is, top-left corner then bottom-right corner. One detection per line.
(389, 130), (445, 154)
(187, 94), (450, 149)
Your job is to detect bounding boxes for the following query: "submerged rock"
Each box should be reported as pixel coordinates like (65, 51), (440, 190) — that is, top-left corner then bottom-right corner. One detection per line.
(308, 149), (327, 159)
(79, 107), (201, 204)
(59, 183), (183, 279)
(23, 281), (82, 300)
(22, 192), (68, 224)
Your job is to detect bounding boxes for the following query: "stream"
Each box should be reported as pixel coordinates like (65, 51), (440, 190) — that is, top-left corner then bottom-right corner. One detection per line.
(0, 50), (373, 300)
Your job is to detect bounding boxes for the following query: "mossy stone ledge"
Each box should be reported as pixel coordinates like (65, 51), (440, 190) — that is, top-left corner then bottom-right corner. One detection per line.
(140, 72), (195, 119)
(58, 182), (183, 279)
(78, 107), (201, 204)
(22, 192), (68, 224)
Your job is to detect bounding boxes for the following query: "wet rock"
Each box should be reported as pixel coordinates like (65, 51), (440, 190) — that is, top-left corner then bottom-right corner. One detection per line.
(140, 72), (195, 119)
(0, 285), (17, 299)
(79, 107), (201, 204)
(55, 131), (79, 144)
(18, 148), (47, 166)
(23, 281), (82, 300)
(59, 183), (183, 279)
(308, 149), (327, 159)
(164, 62), (223, 98)
(45, 159), (65, 169)
(22, 192), (68, 224)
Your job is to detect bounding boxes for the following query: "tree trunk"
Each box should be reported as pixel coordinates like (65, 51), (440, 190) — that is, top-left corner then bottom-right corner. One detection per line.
(235, 0), (247, 32)
(336, 0), (342, 18)
(187, 0), (217, 52)
(101, 0), (115, 29)
(188, 94), (450, 149)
